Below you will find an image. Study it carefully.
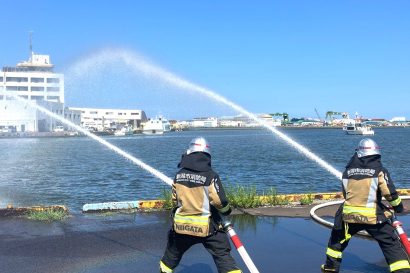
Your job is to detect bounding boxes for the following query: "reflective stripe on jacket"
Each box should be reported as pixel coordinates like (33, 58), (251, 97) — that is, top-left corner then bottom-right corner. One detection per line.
(172, 152), (231, 237)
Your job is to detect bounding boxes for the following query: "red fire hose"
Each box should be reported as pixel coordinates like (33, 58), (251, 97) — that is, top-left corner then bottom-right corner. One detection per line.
(391, 217), (410, 256)
(222, 220), (260, 273)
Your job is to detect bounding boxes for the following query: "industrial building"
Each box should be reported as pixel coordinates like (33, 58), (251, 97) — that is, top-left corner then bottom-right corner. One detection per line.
(68, 107), (147, 131)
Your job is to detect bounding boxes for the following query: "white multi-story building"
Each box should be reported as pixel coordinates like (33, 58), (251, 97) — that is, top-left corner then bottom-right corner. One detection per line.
(0, 50), (80, 132)
(189, 117), (218, 128)
(1, 53), (64, 102)
(69, 107), (147, 131)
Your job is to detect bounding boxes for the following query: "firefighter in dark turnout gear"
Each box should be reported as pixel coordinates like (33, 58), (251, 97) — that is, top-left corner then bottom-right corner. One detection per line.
(322, 138), (410, 273)
(160, 137), (242, 273)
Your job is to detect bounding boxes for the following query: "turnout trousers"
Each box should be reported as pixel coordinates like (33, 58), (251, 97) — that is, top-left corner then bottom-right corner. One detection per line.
(160, 229), (241, 273)
(324, 221), (410, 272)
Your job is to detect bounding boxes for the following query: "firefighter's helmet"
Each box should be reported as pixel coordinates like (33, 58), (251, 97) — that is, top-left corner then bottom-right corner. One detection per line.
(356, 138), (381, 158)
(187, 137), (211, 155)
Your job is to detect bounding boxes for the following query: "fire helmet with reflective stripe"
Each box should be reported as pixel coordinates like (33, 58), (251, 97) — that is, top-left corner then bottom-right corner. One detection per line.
(187, 137), (211, 155)
(356, 138), (381, 158)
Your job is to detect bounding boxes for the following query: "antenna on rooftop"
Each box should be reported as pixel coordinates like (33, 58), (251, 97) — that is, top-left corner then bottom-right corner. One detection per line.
(29, 31), (34, 60)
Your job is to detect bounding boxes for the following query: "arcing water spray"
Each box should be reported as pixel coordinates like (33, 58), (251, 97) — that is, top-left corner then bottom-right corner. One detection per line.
(67, 48), (343, 181)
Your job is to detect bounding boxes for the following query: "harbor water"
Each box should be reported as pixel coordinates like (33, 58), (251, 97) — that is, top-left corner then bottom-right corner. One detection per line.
(1, 127), (409, 212)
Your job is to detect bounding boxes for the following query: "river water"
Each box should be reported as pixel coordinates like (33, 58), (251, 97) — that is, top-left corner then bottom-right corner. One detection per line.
(1, 127), (409, 211)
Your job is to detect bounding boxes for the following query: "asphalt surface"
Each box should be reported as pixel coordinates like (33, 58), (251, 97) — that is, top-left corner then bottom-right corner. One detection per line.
(0, 203), (409, 273)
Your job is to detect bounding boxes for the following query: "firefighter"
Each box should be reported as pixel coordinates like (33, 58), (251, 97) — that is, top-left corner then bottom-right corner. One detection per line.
(159, 137), (242, 273)
(321, 138), (410, 273)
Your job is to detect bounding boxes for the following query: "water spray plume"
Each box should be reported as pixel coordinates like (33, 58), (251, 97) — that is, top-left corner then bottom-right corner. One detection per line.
(0, 91), (173, 186)
(68, 48), (343, 180)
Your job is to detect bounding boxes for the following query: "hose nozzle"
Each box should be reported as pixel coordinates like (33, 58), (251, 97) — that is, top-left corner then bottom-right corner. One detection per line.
(222, 220), (233, 231)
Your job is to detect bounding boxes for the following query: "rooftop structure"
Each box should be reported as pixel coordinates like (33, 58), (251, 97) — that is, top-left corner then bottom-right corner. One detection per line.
(0, 38), (77, 132)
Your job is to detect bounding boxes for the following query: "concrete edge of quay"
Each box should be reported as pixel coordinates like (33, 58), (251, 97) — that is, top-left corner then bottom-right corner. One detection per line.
(2, 189), (410, 215)
(80, 188), (410, 212)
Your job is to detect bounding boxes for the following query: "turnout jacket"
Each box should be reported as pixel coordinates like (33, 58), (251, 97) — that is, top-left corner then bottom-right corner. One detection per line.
(172, 152), (231, 237)
(341, 153), (403, 225)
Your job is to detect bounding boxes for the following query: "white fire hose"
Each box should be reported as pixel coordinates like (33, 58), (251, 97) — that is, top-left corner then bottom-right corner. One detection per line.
(310, 196), (410, 239)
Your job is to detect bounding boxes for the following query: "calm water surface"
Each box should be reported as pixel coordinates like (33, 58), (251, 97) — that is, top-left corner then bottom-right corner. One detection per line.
(1, 127), (409, 211)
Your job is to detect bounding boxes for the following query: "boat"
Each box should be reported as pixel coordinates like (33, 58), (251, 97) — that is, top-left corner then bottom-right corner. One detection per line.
(161, 117), (171, 132)
(114, 127), (134, 136)
(142, 116), (170, 135)
(343, 123), (375, 135)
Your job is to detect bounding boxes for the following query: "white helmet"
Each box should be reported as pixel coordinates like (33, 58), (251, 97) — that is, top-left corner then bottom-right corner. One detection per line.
(356, 138), (381, 158)
(187, 137), (211, 155)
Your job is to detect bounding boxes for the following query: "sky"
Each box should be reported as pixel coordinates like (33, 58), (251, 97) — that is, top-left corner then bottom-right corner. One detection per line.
(1, 0), (409, 120)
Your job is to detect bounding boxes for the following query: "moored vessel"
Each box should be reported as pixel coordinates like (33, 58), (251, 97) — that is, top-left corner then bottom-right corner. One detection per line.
(343, 123), (375, 135)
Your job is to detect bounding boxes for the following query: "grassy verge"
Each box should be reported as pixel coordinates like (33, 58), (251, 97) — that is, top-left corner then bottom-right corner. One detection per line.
(299, 193), (314, 205)
(26, 208), (68, 222)
(260, 187), (290, 206)
(226, 185), (262, 208)
(161, 183), (313, 210)
(161, 187), (174, 210)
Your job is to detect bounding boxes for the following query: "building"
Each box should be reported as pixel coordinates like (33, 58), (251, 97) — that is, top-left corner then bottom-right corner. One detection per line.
(0, 49), (80, 132)
(218, 114), (282, 127)
(189, 117), (218, 128)
(0, 99), (81, 132)
(69, 107), (147, 131)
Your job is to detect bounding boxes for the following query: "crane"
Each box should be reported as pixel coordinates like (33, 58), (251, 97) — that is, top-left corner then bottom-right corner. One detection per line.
(314, 108), (322, 121)
(325, 111), (349, 120)
(269, 113), (289, 123)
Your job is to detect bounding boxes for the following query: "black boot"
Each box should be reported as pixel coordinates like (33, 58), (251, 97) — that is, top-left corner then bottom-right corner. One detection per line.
(321, 264), (339, 272)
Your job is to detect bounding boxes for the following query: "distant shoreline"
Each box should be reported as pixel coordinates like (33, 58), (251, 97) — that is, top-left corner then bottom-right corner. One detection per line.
(185, 125), (409, 130)
(0, 125), (408, 139)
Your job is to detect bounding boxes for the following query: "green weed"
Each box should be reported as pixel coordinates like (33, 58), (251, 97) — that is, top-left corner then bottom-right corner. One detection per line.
(161, 187), (174, 210)
(299, 193), (314, 205)
(26, 208), (68, 222)
(226, 185), (262, 208)
(262, 187), (290, 206)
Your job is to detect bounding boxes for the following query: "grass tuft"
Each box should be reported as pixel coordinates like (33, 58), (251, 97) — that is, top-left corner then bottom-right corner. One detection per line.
(161, 187), (174, 210)
(26, 208), (68, 222)
(299, 193), (314, 205)
(261, 187), (290, 206)
(226, 185), (262, 209)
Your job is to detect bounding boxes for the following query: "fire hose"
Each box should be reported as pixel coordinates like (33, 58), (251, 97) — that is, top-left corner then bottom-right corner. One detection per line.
(310, 196), (410, 256)
(222, 220), (260, 273)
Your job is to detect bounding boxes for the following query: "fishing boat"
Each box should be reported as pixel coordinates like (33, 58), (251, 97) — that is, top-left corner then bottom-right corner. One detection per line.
(343, 123), (375, 135)
(114, 127), (134, 136)
(142, 116), (170, 135)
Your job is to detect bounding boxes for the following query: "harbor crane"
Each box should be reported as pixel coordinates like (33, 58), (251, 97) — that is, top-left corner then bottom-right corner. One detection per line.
(269, 113), (289, 123)
(314, 108), (323, 121)
(325, 111), (350, 125)
(325, 111), (349, 121)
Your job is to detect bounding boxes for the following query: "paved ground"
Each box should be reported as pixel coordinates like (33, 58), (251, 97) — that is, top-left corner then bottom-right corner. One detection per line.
(0, 201), (409, 273)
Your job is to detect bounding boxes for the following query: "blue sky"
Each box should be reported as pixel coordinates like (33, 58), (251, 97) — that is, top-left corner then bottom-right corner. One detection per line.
(1, 1), (409, 120)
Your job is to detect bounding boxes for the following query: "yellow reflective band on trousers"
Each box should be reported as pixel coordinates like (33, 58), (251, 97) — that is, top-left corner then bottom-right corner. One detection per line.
(390, 260), (410, 272)
(227, 270), (242, 273)
(174, 214), (209, 226)
(160, 261), (173, 273)
(326, 247), (342, 259)
(343, 205), (376, 217)
(390, 197), (402, 207)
